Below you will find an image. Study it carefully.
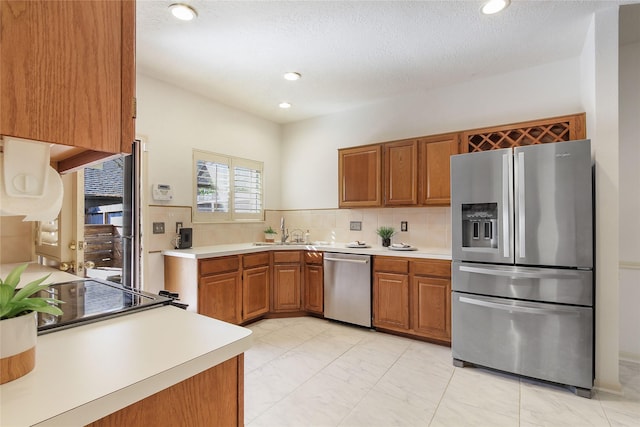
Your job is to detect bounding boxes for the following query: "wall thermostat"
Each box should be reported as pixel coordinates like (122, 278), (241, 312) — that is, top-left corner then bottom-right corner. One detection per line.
(152, 183), (173, 201)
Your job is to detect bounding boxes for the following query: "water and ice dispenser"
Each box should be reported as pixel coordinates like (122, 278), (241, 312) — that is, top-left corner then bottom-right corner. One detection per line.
(461, 203), (498, 249)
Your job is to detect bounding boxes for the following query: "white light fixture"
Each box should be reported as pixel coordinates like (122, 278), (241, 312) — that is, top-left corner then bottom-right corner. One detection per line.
(283, 72), (302, 81)
(169, 3), (198, 21)
(279, 102), (292, 109)
(481, 0), (510, 15)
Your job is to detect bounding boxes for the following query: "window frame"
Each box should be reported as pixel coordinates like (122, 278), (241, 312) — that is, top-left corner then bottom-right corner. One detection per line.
(192, 149), (264, 223)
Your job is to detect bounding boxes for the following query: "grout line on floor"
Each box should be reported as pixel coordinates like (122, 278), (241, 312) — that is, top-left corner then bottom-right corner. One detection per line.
(426, 362), (457, 426)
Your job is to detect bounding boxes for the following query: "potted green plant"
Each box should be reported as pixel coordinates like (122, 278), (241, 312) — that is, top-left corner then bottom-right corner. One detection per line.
(0, 264), (63, 384)
(376, 226), (395, 247)
(264, 226), (278, 242)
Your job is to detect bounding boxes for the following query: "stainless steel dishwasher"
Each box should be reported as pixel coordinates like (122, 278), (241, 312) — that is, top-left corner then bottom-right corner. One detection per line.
(323, 253), (372, 327)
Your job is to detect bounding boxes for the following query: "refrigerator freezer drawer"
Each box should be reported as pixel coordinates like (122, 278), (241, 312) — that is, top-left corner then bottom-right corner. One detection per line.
(452, 261), (593, 306)
(452, 292), (593, 390)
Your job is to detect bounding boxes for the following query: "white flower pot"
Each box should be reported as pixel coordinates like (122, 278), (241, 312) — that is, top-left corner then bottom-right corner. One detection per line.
(264, 233), (276, 242)
(0, 311), (37, 384)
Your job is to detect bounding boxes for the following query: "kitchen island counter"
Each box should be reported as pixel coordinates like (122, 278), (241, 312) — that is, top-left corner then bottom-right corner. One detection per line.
(162, 242), (451, 260)
(0, 306), (252, 426)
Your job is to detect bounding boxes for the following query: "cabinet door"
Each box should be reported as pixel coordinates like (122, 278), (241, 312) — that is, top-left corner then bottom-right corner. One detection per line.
(198, 272), (241, 324)
(419, 134), (459, 205)
(0, 0), (135, 154)
(411, 276), (451, 341)
(373, 272), (409, 331)
(304, 264), (323, 314)
(384, 140), (418, 206)
(338, 145), (382, 207)
(242, 266), (270, 321)
(272, 264), (301, 312)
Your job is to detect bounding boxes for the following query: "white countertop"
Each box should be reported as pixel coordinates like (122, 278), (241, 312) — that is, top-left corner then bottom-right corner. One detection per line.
(0, 306), (252, 426)
(162, 242), (451, 260)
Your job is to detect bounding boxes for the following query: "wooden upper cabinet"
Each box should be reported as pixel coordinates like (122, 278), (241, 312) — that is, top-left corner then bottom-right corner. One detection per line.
(338, 145), (382, 208)
(0, 0), (136, 159)
(418, 133), (460, 206)
(384, 140), (418, 206)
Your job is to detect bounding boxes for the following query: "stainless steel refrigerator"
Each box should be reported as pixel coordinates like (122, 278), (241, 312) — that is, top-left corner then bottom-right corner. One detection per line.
(450, 139), (594, 397)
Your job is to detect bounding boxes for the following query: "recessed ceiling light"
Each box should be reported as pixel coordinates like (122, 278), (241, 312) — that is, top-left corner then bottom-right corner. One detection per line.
(284, 72), (302, 81)
(169, 3), (198, 21)
(279, 102), (292, 109)
(481, 0), (510, 15)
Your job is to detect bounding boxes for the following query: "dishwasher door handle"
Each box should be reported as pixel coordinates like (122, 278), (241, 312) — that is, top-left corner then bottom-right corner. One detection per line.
(324, 257), (370, 264)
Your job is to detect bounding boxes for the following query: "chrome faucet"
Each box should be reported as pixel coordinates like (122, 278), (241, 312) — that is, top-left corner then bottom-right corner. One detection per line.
(280, 217), (289, 243)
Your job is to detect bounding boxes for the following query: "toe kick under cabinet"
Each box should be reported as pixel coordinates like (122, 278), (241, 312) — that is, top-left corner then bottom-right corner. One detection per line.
(373, 256), (451, 344)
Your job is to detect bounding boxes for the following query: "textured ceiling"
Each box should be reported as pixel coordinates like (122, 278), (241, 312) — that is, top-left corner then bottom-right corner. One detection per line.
(137, 0), (639, 124)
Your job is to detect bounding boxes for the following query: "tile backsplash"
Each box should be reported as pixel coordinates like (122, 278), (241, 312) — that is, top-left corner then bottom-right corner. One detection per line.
(270, 207), (451, 253)
(147, 206), (451, 253)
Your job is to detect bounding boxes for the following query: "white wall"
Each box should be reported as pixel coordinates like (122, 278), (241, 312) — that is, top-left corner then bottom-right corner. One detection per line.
(281, 58), (583, 209)
(619, 37), (640, 361)
(580, 8), (622, 393)
(136, 74), (282, 210)
(619, 41), (640, 262)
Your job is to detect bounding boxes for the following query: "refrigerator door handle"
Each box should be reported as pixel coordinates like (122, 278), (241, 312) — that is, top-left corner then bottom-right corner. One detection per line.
(502, 153), (511, 258)
(517, 151), (526, 258)
(458, 264), (585, 279)
(458, 296), (579, 316)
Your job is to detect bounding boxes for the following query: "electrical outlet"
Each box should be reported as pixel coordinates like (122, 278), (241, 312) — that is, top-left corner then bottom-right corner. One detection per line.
(350, 221), (362, 231)
(401, 221), (408, 232)
(153, 222), (165, 234)
(176, 222), (183, 233)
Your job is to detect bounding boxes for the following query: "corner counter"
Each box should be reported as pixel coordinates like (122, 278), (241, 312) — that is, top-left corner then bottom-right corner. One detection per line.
(0, 306), (252, 426)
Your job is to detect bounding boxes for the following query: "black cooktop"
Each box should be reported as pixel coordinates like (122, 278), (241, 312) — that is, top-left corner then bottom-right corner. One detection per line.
(36, 279), (171, 334)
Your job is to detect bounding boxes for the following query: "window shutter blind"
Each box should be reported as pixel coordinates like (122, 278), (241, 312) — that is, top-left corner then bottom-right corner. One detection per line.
(193, 150), (264, 222)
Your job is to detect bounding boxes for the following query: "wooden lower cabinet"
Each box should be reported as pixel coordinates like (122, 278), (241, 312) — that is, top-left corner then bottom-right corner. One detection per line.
(411, 276), (450, 341)
(373, 256), (451, 343)
(272, 264), (302, 312)
(304, 264), (323, 314)
(373, 272), (410, 331)
(271, 251), (302, 312)
(242, 266), (270, 321)
(88, 355), (244, 427)
(241, 252), (270, 322)
(199, 271), (242, 324)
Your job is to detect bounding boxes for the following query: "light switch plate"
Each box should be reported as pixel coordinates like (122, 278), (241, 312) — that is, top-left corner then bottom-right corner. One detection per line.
(401, 221), (408, 232)
(350, 221), (362, 231)
(153, 222), (165, 234)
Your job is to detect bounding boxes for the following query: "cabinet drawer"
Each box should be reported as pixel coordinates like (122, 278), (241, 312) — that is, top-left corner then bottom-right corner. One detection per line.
(304, 251), (323, 265)
(243, 252), (270, 268)
(273, 251), (302, 264)
(374, 256), (409, 274)
(410, 259), (451, 278)
(199, 256), (240, 276)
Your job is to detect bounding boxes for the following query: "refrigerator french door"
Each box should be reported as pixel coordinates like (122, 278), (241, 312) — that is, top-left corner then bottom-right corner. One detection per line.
(452, 139), (592, 268)
(450, 139), (594, 397)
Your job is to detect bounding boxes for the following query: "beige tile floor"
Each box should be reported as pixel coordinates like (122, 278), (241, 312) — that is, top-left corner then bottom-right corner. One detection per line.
(244, 317), (640, 427)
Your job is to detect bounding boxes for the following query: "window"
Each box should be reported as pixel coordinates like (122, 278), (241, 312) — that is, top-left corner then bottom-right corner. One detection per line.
(193, 150), (264, 222)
